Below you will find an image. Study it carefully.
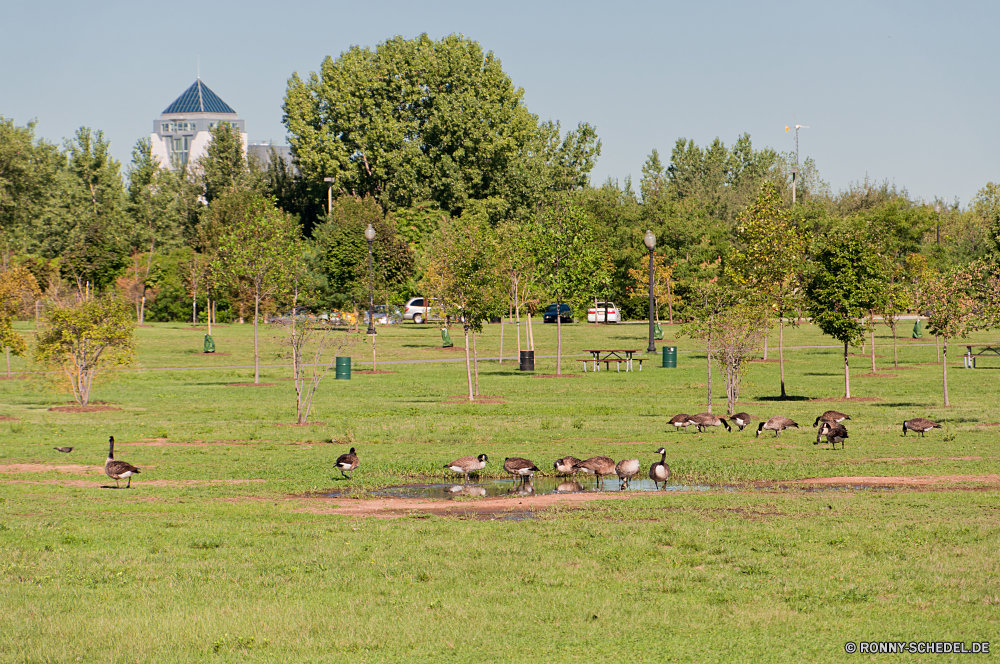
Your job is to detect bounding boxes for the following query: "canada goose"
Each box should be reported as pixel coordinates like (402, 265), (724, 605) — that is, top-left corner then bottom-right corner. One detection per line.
(816, 422), (849, 449)
(444, 454), (489, 482)
(572, 456), (617, 488)
(54, 447), (73, 453)
(504, 457), (539, 485)
(690, 413), (731, 433)
(649, 447), (671, 490)
(104, 436), (140, 489)
(335, 447), (359, 479)
(615, 458), (641, 490)
(668, 414), (695, 432)
(729, 413), (753, 431)
(553, 456), (582, 475)
(902, 418), (941, 437)
(813, 410), (851, 427)
(511, 478), (535, 497)
(756, 416), (799, 437)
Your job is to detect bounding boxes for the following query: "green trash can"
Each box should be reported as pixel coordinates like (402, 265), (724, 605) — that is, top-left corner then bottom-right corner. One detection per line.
(654, 322), (664, 340)
(911, 319), (923, 339)
(335, 356), (351, 380)
(662, 345), (677, 368)
(203, 334), (215, 353)
(441, 327), (454, 348)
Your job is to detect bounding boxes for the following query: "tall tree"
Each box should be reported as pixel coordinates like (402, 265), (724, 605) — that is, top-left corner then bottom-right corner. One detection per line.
(283, 33), (598, 221)
(199, 122), (249, 204)
(214, 192), (300, 384)
(805, 225), (888, 398)
(728, 182), (807, 398)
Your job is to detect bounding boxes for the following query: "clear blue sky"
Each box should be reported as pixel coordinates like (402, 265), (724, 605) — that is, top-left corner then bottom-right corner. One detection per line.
(2, 0), (996, 207)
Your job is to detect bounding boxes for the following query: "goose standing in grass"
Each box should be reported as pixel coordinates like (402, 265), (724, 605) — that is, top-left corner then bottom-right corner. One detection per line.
(813, 410), (850, 427)
(553, 456), (582, 475)
(690, 413), (731, 433)
(54, 447), (73, 453)
(729, 413), (753, 431)
(444, 454), (489, 483)
(615, 458), (641, 490)
(816, 422), (849, 449)
(902, 418), (942, 437)
(503, 457), (539, 486)
(649, 447), (671, 490)
(335, 447), (359, 479)
(756, 416), (799, 437)
(104, 436), (140, 489)
(668, 414), (695, 432)
(573, 456), (617, 488)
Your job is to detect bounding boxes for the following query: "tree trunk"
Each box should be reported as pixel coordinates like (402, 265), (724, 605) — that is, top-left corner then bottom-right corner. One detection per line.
(4, 347), (9, 378)
(139, 294), (146, 325)
(473, 330), (480, 396)
(372, 329), (377, 371)
(779, 318), (786, 399)
(593, 295), (599, 326)
(528, 313), (534, 351)
(870, 319), (876, 374)
(556, 296), (562, 376)
(892, 321), (898, 367)
(763, 335), (768, 361)
(464, 325), (474, 402)
(942, 335), (949, 407)
(666, 277), (674, 325)
(936, 336), (940, 362)
(516, 307), (521, 358)
(192, 293), (197, 325)
(706, 329), (712, 414)
(499, 315), (505, 366)
(844, 342), (851, 399)
(253, 294), (260, 384)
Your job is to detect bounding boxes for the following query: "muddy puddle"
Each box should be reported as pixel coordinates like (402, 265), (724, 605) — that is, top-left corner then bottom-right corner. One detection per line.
(326, 476), (719, 499)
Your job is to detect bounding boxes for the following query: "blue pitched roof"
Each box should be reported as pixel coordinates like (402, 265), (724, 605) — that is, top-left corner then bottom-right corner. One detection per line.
(163, 79), (236, 114)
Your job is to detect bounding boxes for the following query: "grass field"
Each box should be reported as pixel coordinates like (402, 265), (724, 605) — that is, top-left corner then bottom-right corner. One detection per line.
(1, 319), (998, 662)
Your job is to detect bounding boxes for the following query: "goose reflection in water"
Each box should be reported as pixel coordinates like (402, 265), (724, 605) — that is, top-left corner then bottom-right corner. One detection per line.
(556, 481), (584, 493)
(449, 485), (486, 497)
(509, 479), (535, 496)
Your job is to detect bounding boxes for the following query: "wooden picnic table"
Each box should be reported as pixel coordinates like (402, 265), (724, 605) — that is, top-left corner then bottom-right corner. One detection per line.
(962, 343), (1000, 368)
(582, 349), (643, 373)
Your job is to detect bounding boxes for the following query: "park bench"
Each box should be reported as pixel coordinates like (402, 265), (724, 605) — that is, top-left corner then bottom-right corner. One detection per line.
(962, 343), (1000, 368)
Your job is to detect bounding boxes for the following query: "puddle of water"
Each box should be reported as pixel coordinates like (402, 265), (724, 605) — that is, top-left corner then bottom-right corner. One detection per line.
(324, 476), (716, 500)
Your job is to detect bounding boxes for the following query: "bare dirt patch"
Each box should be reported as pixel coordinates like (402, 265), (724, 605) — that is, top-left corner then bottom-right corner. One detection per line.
(292, 491), (633, 519)
(0, 464), (100, 475)
(810, 396), (883, 403)
(353, 370), (396, 374)
(784, 474), (1000, 487)
(748, 358), (779, 363)
(0, 416), (20, 421)
(857, 373), (899, 378)
(0, 376), (26, 380)
(441, 397), (507, 404)
(533, 374), (583, 378)
(225, 382), (277, 387)
(275, 422), (327, 427)
(48, 405), (122, 413)
(198, 352), (232, 356)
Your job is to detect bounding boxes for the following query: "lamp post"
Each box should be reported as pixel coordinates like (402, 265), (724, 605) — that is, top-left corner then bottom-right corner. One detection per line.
(324, 177), (335, 215)
(934, 202), (941, 246)
(365, 224), (377, 335)
(644, 230), (656, 353)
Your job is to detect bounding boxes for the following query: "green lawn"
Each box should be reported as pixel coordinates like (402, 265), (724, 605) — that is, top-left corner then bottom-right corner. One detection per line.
(0, 320), (997, 661)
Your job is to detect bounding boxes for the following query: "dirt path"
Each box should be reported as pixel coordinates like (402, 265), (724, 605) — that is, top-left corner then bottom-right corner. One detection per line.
(782, 474), (1000, 486)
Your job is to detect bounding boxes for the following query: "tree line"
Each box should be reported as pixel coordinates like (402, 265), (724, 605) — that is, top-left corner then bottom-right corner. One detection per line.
(3, 32), (1000, 406)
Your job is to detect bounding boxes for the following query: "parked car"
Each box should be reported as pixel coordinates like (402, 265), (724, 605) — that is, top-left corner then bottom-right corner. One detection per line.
(403, 297), (446, 324)
(587, 302), (622, 323)
(543, 303), (573, 323)
(362, 305), (403, 326)
(269, 307), (314, 324)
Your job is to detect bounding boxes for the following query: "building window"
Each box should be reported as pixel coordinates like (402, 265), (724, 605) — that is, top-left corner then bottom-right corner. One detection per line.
(169, 135), (191, 169)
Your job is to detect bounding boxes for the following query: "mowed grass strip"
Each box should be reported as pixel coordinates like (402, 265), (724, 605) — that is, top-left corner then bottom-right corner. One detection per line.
(0, 321), (998, 660)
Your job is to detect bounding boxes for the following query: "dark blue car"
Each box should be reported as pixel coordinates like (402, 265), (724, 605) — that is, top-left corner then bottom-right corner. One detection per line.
(543, 303), (573, 323)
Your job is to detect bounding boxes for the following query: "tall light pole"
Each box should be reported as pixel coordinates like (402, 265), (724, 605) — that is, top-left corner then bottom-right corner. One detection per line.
(785, 124), (809, 204)
(644, 230), (656, 353)
(324, 177), (335, 216)
(934, 201), (942, 245)
(365, 224), (377, 335)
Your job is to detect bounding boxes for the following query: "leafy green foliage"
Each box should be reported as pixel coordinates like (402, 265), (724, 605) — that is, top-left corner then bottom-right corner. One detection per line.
(34, 296), (135, 405)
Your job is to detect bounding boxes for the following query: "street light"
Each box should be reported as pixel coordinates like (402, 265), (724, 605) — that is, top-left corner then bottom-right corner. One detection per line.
(365, 224), (377, 335)
(934, 202), (942, 246)
(324, 177), (335, 216)
(644, 230), (656, 353)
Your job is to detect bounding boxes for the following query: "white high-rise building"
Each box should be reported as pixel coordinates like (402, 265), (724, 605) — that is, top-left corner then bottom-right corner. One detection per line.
(150, 79), (247, 170)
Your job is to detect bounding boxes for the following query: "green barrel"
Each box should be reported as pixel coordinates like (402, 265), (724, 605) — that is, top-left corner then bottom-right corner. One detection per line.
(203, 334), (215, 353)
(662, 345), (677, 368)
(335, 356), (352, 380)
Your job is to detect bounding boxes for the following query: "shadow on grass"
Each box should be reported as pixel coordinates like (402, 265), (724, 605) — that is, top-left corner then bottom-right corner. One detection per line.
(803, 372), (840, 376)
(873, 402), (932, 408)
(757, 395), (812, 402)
